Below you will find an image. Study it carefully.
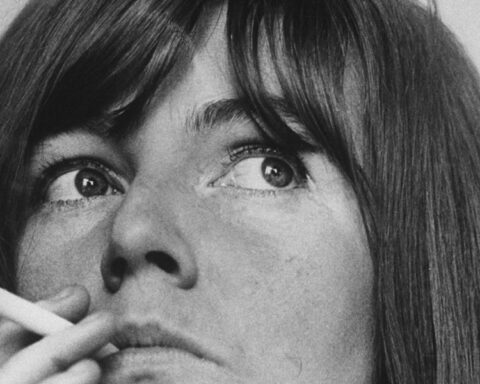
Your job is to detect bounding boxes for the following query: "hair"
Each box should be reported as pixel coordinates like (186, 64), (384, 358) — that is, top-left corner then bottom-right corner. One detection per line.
(1, 0), (480, 383)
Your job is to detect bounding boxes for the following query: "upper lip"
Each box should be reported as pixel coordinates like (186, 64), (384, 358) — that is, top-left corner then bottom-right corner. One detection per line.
(110, 320), (225, 367)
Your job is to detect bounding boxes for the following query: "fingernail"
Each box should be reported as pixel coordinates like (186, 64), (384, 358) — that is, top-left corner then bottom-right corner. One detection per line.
(70, 359), (97, 374)
(82, 312), (107, 324)
(51, 286), (76, 301)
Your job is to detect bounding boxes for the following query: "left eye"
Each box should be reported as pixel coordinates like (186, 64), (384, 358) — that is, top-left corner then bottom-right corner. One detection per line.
(214, 156), (305, 191)
(43, 166), (122, 203)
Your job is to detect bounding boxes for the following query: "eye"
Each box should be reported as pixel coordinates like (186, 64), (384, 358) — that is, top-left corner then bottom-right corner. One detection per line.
(39, 159), (125, 204)
(213, 146), (307, 192)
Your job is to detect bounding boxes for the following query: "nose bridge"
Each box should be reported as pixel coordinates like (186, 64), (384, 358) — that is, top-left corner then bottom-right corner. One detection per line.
(112, 182), (169, 253)
(103, 179), (198, 292)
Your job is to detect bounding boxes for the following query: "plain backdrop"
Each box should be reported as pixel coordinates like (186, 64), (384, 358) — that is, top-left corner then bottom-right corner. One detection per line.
(434, 0), (480, 71)
(0, 0), (479, 70)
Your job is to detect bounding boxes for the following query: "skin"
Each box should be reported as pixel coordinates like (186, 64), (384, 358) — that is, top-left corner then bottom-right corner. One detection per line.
(0, 286), (115, 384)
(3, 8), (375, 384)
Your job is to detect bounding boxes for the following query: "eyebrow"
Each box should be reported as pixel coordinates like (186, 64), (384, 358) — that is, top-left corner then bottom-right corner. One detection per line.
(38, 95), (305, 148)
(35, 98), (252, 145)
(184, 96), (309, 141)
(184, 98), (251, 135)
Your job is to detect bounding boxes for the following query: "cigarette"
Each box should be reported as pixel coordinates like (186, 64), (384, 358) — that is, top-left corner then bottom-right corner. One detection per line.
(0, 287), (118, 359)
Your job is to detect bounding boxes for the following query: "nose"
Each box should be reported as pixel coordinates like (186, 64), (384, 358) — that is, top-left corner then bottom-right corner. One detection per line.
(101, 183), (198, 293)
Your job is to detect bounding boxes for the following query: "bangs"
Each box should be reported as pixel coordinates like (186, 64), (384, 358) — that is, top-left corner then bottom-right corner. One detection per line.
(17, 0), (208, 147)
(226, 0), (364, 179)
(19, 0), (371, 168)
(224, 0), (440, 181)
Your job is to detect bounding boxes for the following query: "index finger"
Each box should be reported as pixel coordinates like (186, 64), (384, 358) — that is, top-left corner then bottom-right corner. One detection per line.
(0, 286), (90, 365)
(0, 312), (115, 384)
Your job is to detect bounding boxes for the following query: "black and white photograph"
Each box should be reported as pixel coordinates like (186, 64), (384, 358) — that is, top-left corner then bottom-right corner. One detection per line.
(0, 1), (479, 383)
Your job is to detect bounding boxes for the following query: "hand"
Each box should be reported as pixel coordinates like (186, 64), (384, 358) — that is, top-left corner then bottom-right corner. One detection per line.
(0, 285), (115, 384)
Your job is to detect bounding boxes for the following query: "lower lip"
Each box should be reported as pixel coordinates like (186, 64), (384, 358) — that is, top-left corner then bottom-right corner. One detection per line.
(100, 347), (225, 384)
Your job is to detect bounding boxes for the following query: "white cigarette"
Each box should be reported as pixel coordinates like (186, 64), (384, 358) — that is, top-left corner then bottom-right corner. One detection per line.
(0, 287), (118, 359)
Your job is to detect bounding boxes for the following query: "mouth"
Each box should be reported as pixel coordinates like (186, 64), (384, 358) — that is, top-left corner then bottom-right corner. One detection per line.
(105, 320), (225, 367)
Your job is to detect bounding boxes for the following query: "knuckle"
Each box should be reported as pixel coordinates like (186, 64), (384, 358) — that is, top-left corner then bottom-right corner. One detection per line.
(0, 325), (37, 359)
(0, 321), (18, 339)
(49, 354), (72, 372)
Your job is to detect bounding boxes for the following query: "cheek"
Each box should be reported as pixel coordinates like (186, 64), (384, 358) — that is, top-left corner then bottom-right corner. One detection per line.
(199, 190), (374, 381)
(15, 199), (120, 300)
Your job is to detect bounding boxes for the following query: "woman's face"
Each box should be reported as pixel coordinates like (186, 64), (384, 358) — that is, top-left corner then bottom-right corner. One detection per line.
(16, 12), (374, 384)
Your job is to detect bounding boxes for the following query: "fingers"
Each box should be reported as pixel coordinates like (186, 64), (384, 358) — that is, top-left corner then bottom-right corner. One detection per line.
(0, 311), (114, 384)
(0, 319), (33, 363)
(0, 286), (90, 364)
(38, 359), (101, 384)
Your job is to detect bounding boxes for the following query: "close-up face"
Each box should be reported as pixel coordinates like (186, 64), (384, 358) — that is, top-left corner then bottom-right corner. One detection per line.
(15, 8), (374, 384)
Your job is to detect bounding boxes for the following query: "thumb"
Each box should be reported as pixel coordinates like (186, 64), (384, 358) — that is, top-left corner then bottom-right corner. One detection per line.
(36, 285), (91, 324)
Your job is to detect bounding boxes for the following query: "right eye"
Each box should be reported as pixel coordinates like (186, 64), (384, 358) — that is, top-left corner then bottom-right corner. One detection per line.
(39, 159), (125, 204)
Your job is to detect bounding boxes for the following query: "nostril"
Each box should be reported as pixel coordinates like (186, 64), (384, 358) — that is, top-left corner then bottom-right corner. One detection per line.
(146, 251), (180, 275)
(102, 256), (128, 293)
(111, 257), (128, 278)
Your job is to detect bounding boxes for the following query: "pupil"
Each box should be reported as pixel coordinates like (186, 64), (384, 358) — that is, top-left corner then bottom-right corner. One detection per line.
(261, 158), (294, 188)
(74, 168), (109, 197)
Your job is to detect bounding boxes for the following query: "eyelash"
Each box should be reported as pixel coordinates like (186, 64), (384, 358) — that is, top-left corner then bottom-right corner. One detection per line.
(32, 157), (123, 209)
(221, 144), (309, 197)
(31, 143), (308, 211)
